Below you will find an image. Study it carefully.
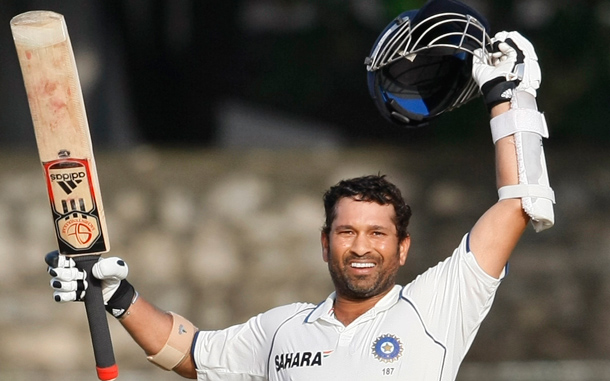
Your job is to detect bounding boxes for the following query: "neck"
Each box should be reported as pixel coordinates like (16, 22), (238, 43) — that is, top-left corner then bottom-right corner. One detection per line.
(332, 287), (393, 326)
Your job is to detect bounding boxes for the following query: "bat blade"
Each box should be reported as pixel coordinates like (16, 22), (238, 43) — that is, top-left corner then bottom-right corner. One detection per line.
(10, 10), (109, 255)
(11, 11), (117, 381)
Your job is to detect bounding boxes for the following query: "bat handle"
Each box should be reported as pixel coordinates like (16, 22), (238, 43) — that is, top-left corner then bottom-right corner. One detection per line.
(74, 255), (119, 381)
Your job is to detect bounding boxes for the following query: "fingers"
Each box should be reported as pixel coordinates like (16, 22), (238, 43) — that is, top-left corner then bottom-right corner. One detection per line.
(48, 266), (84, 281)
(46, 250), (87, 303)
(489, 42), (517, 66)
(472, 47), (492, 66)
(50, 276), (85, 292)
(46, 253), (128, 281)
(497, 31), (541, 94)
(45, 250), (75, 270)
(50, 276), (87, 302)
(493, 31), (537, 60)
(47, 252), (85, 281)
(474, 30), (542, 110)
(497, 42), (516, 58)
(473, 42), (512, 68)
(92, 257), (129, 281)
(44, 250), (60, 268)
(502, 31), (538, 60)
(52, 290), (86, 302)
(493, 30), (510, 42)
(45, 252), (130, 305)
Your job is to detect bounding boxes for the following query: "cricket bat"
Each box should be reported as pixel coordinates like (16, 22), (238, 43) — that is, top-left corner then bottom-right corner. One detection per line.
(10, 11), (118, 381)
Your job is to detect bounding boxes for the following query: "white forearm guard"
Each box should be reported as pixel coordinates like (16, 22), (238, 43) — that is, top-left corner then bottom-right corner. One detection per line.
(490, 91), (555, 232)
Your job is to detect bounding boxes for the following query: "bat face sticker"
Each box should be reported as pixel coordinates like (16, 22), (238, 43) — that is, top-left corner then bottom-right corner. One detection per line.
(45, 158), (106, 253)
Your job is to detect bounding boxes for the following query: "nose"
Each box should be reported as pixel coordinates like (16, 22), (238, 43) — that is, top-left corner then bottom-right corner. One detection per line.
(350, 233), (372, 256)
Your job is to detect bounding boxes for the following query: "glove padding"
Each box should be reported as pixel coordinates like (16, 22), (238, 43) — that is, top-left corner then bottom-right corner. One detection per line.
(472, 31), (541, 111)
(46, 251), (135, 318)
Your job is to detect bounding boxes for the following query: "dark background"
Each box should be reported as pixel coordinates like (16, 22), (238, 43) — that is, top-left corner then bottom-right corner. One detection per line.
(1, 0), (608, 150)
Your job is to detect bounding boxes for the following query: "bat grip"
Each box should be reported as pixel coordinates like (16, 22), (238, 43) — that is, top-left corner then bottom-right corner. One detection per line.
(74, 255), (119, 381)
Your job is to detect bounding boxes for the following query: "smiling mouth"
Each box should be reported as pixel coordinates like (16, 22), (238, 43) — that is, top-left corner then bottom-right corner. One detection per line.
(350, 262), (375, 268)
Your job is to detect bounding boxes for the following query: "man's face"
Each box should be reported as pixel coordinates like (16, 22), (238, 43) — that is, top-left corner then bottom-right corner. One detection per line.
(321, 197), (410, 300)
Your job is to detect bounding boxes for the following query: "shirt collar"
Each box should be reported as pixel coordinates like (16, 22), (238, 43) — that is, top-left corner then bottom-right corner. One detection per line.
(305, 285), (403, 324)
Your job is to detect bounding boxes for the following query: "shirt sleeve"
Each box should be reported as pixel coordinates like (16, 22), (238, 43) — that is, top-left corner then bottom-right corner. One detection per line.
(401, 233), (503, 355)
(192, 303), (313, 381)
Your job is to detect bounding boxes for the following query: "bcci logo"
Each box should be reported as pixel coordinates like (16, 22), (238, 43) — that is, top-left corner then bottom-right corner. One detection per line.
(372, 334), (403, 363)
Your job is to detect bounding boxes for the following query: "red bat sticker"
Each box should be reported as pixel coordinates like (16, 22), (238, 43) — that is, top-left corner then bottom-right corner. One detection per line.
(44, 157), (107, 254)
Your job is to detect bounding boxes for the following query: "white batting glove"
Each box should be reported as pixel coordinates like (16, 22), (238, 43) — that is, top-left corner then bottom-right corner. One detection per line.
(472, 31), (541, 111)
(46, 251), (135, 318)
(47, 253), (88, 302)
(92, 256), (129, 303)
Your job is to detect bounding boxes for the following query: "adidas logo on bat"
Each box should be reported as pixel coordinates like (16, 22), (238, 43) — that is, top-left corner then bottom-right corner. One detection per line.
(50, 171), (86, 195)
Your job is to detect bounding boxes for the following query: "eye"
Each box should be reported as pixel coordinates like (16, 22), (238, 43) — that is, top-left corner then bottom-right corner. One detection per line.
(335, 227), (355, 236)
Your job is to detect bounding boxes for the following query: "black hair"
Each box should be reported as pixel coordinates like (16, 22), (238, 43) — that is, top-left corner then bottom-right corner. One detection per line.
(322, 174), (411, 241)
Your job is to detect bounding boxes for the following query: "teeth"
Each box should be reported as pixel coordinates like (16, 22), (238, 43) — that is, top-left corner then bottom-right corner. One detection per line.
(351, 263), (375, 268)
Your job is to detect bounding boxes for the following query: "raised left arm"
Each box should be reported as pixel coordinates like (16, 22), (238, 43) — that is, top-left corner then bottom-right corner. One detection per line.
(470, 102), (529, 278)
(469, 31), (555, 278)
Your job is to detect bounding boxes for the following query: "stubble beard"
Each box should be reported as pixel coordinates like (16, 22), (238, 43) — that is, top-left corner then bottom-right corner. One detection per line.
(327, 249), (400, 300)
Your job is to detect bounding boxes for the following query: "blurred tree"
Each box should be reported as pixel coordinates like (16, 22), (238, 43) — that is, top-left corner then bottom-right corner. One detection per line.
(382, 0), (426, 19)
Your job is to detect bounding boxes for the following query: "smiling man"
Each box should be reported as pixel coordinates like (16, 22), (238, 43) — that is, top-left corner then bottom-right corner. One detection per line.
(45, 12), (555, 381)
(321, 177), (411, 325)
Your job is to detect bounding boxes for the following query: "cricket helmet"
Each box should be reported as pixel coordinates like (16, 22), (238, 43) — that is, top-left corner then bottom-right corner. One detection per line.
(365, 0), (491, 127)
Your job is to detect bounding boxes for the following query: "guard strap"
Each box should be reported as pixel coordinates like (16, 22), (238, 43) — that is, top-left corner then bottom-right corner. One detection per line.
(490, 108), (548, 143)
(498, 184), (555, 203)
(147, 312), (198, 371)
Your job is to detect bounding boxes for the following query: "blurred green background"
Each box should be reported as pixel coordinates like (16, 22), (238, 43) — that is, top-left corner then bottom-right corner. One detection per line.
(1, 0), (609, 149)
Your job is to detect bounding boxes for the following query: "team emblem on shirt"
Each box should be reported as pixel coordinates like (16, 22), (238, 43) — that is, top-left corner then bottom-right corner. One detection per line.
(372, 334), (403, 363)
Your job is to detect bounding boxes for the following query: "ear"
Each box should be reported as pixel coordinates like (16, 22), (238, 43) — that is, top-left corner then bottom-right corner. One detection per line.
(321, 231), (330, 263)
(398, 235), (410, 266)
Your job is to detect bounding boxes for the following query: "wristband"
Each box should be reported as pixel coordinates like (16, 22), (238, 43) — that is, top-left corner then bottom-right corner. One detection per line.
(481, 77), (515, 112)
(105, 279), (136, 318)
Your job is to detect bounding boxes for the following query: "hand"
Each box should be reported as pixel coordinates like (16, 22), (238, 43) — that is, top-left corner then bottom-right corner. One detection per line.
(472, 31), (541, 111)
(46, 251), (135, 318)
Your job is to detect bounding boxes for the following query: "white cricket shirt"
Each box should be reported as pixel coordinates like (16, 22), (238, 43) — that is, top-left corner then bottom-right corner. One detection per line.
(193, 233), (503, 381)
